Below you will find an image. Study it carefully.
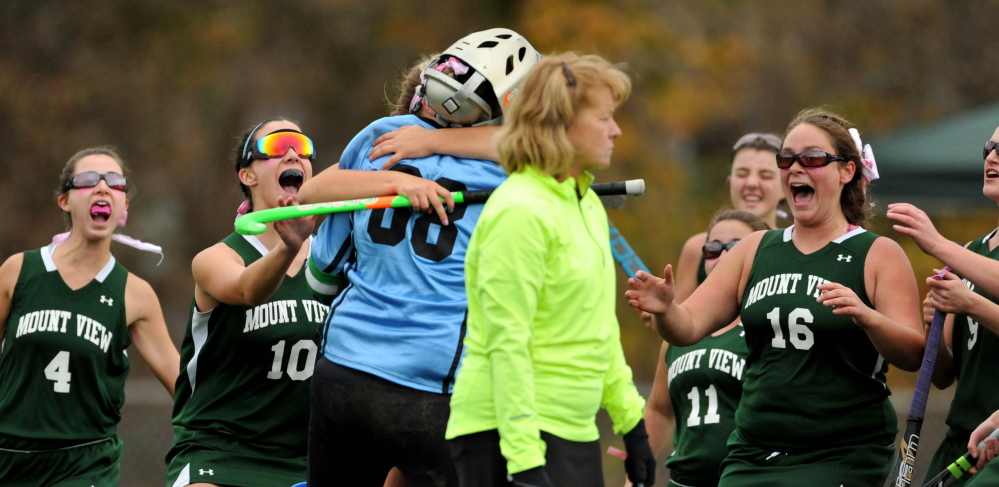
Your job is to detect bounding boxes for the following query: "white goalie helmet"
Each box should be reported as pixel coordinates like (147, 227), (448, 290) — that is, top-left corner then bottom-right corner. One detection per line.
(420, 28), (541, 127)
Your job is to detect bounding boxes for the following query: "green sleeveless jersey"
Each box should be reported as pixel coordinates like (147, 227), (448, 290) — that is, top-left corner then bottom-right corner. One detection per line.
(945, 229), (999, 437)
(665, 324), (747, 485)
(737, 227), (896, 451)
(0, 244), (131, 450)
(170, 234), (327, 456)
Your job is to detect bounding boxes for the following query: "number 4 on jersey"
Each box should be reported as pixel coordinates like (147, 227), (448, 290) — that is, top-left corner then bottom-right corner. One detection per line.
(44, 351), (72, 393)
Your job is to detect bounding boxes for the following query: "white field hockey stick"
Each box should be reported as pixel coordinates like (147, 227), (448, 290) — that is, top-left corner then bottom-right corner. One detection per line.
(235, 179), (646, 235)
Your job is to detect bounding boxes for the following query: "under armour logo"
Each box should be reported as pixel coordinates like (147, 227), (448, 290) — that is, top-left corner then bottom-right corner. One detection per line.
(837, 254), (852, 262)
(199, 469), (214, 476)
(100, 295), (113, 306)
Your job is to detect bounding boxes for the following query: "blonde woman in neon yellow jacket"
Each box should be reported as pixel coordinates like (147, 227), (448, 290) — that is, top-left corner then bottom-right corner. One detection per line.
(445, 53), (655, 487)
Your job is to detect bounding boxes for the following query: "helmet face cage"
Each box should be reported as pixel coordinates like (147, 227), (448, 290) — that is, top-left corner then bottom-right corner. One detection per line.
(420, 28), (541, 127)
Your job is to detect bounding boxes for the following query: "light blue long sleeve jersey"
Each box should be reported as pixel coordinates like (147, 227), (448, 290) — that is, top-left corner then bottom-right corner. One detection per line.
(308, 114), (507, 394)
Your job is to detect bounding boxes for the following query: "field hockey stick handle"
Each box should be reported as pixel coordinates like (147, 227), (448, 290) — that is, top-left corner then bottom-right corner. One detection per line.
(925, 429), (999, 487)
(967, 427), (999, 465)
(909, 309), (945, 418)
(457, 179), (646, 204)
(909, 267), (951, 416)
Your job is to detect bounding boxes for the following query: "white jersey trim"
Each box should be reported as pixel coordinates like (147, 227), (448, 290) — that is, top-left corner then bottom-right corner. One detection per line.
(781, 225), (868, 244)
(871, 354), (886, 382)
(833, 226), (867, 244)
(241, 234), (269, 256)
(983, 228), (998, 244)
(170, 464), (191, 487)
(186, 308), (212, 392)
(41, 243), (116, 283)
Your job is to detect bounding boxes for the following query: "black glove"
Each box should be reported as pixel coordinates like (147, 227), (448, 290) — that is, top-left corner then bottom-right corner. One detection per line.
(509, 466), (554, 487)
(622, 419), (656, 486)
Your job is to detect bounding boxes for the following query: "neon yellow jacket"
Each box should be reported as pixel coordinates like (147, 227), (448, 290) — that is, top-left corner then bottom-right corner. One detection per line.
(446, 166), (645, 474)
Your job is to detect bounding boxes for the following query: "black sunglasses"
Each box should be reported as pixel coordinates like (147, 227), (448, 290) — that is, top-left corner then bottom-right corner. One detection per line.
(775, 150), (847, 169)
(63, 171), (128, 193)
(702, 239), (740, 259)
(984, 141), (999, 160)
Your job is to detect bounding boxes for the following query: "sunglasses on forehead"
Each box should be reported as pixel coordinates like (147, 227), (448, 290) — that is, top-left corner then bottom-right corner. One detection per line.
(985, 141), (999, 160)
(732, 133), (782, 153)
(242, 130), (315, 166)
(62, 171), (128, 193)
(775, 150), (847, 169)
(702, 239), (740, 259)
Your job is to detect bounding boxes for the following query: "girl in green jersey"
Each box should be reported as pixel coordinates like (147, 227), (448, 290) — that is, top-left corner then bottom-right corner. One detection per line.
(640, 210), (768, 487)
(0, 148), (179, 486)
(165, 118), (321, 487)
(628, 108), (925, 485)
(887, 125), (999, 485)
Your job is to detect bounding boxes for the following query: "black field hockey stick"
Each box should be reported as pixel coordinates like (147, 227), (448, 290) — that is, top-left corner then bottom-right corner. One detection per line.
(235, 179), (646, 235)
(923, 428), (999, 486)
(890, 268), (950, 486)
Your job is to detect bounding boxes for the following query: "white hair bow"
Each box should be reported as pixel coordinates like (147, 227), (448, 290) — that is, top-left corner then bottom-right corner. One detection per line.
(848, 128), (879, 194)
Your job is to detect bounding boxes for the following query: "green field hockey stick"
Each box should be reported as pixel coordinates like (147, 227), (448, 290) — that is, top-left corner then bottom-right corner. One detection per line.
(235, 179), (646, 235)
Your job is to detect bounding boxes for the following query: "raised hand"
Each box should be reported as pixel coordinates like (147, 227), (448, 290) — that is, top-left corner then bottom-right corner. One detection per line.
(274, 195), (316, 252)
(886, 203), (948, 256)
(625, 265), (676, 315)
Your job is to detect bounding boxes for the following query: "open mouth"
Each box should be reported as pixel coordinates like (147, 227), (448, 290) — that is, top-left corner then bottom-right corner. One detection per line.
(987, 168), (999, 179)
(789, 182), (814, 205)
(90, 202), (111, 222)
(279, 169), (304, 195)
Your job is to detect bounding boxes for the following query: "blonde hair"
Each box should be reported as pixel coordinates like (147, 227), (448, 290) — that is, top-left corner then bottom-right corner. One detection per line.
(390, 53), (439, 116)
(496, 53), (631, 178)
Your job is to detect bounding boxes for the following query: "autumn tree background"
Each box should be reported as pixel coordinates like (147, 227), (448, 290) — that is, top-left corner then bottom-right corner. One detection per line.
(3, 1), (998, 485)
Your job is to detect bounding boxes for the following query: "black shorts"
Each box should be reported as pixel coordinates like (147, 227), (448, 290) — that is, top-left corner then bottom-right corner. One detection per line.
(448, 429), (603, 487)
(308, 357), (457, 487)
